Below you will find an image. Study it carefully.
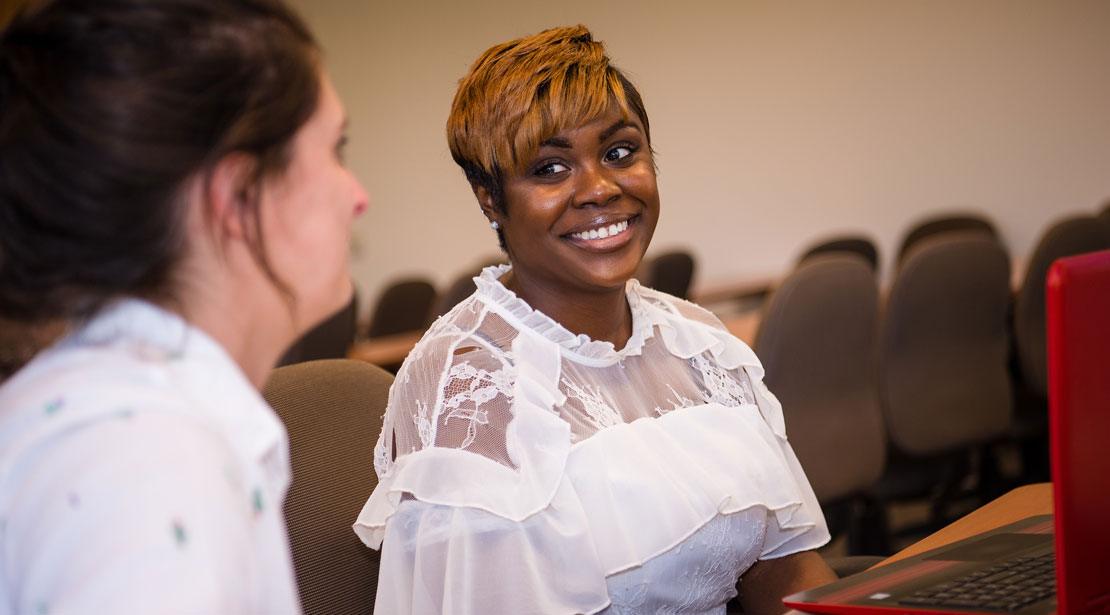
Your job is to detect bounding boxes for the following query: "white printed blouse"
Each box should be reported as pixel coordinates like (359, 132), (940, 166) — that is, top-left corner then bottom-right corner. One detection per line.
(0, 300), (300, 614)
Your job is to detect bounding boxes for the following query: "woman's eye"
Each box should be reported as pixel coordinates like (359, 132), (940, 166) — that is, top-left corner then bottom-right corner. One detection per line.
(535, 160), (568, 176)
(606, 145), (634, 162)
(335, 135), (349, 162)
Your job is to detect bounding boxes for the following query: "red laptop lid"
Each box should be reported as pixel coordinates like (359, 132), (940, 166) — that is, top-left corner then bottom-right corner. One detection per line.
(1048, 249), (1110, 615)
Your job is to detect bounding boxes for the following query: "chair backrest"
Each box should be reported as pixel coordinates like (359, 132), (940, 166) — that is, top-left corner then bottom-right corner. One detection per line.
(366, 278), (437, 339)
(1099, 200), (1110, 224)
(880, 232), (1012, 456)
(897, 213), (998, 266)
(262, 359), (393, 615)
(798, 235), (879, 271)
(278, 292), (358, 367)
(642, 250), (696, 299)
(755, 254), (885, 503)
(1013, 215), (1110, 397)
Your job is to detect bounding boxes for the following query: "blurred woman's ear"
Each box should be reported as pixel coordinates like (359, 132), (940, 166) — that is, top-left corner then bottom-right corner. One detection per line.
(201, 153), (259, 241)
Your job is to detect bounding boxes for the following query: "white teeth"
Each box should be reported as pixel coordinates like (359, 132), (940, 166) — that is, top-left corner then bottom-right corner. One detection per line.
(571, 219), (629, 241)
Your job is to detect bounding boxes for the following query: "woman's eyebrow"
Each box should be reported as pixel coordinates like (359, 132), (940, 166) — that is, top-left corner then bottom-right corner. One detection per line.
(538, 120), (640, 150)
(540, 136), (572, 149)
(599, 120), (636, 142)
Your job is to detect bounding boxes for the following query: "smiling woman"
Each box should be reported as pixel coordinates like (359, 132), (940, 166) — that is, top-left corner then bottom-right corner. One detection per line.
(355, 25), (836, 615)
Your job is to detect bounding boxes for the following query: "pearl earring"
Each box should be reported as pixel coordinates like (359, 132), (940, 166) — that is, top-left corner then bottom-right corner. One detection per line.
(490, 221), (500, 230)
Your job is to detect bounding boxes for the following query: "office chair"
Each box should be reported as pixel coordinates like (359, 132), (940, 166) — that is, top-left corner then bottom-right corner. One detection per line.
(1014, 215), (1110, 399)
(641, 250), (697, 299)
(366, 278), (437, 339)
(754, 253), (885, 554)
(262, 359), (394, 615)
(1008, 215), (1110, 483)
(897, 212), (998, 266)
(797, 235), (879, 272)
(277, 291), (358, 367)
(869, 232), (1012, 554)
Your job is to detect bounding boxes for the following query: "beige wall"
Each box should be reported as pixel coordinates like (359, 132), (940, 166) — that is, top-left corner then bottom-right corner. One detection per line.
(289, 0), (1110, 320)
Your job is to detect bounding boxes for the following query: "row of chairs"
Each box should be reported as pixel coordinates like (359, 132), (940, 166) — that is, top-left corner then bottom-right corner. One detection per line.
(756, 210), (1110, 555)
(263, 208), (1110, 612)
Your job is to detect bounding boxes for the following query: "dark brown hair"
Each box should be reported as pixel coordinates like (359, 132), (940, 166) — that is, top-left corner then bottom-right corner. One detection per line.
(0, 0), (321, 323)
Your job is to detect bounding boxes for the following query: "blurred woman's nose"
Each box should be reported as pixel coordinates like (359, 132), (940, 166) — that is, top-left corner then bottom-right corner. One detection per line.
(350, 171), (370, 217)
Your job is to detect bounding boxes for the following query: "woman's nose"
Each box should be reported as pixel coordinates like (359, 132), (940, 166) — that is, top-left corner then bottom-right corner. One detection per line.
(350, 171), (370, 217)
(572, 163), (620, 208)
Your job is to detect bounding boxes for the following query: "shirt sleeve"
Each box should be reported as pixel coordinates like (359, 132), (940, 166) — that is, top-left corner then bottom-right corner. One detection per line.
(4, 409), (267, 614)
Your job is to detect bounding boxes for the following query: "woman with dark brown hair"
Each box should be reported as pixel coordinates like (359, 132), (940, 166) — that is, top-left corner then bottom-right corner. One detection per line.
(356, 25), (835, 615)
(0, 0), (368, 611)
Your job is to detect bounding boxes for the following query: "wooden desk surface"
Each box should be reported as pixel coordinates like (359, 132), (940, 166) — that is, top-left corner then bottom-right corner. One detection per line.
(880, 482), (1053, 566)
(346, 330), (424, 366)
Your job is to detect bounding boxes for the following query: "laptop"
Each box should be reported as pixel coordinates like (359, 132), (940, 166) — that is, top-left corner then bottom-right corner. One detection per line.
(784, 249), (1110, 615)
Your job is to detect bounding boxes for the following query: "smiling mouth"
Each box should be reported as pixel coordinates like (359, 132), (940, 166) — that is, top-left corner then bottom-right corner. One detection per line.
(567, 218), (633, 241)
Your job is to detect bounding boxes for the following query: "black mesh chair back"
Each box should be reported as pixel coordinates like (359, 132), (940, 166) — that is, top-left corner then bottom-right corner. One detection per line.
(366, 278), (436, 339)
(897, 213), (998, 266)
(798, 235), (879, 271)
(642, 250), (696, 299)
(755, 253), (885, 504)
(1013, 215), (1110, 397)
(278, 292), (358, 366)
(262, 359), (393, 615)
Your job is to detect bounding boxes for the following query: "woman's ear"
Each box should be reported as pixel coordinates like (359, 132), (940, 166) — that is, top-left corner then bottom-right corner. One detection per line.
(470, 181), (502, 223)
(203, 152), (258, 240)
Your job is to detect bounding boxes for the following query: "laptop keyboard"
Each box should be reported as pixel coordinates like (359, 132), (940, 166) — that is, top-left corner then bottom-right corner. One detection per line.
(898, 552), (1056, 612)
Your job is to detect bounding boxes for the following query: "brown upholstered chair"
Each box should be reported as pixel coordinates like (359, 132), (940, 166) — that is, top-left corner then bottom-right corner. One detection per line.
(797, 235), (879, 272)
(277, 291), (358, 367)
(640, 250), (696, 299)
(896, 212), (998, 266)
(754, 253), (885, 554)
(434, 255), (507, 317)
(366, 278), (437, 339)
(867, 232), (1012, 553)
(1013, 215), (1110, 399)
(1007, 215), (1110, 483)
(262, 359), (393, 615)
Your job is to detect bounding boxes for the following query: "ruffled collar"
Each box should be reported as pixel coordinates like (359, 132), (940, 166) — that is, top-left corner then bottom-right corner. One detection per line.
(474, 264), (656, 364)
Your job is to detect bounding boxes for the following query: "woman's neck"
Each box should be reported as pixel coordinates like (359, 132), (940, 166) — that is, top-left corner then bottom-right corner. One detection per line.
(502, 268), (633, 349)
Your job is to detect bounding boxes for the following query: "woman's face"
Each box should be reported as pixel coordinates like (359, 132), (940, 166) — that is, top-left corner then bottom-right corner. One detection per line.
(259, 71), (369, 334)
(492, 106), (659, 298)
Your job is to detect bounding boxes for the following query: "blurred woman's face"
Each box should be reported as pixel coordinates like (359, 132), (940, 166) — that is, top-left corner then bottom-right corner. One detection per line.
(493, 106), (659, 298)
(258, 71), (368, 335)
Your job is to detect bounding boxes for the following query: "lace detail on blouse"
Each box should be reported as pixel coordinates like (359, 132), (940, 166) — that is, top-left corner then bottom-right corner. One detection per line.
(441, 361), (515, 450)
(656, 384), (699, 416)
(693, 354), (755, 408)
(563, 379), (622, 435)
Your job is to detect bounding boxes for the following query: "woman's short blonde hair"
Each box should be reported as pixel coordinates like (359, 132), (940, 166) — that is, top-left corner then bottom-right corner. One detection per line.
(447, 25), (650, 211)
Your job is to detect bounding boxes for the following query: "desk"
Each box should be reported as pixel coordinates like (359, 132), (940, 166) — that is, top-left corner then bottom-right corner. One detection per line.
(347, 330), (424, 367)
(879, 482), (1053, 567)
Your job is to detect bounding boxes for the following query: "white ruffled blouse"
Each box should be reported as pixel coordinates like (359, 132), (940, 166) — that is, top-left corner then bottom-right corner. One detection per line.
(355, 265), (829, 615)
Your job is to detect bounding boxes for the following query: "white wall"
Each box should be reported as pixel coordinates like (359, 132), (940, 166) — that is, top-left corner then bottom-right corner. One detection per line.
(289, 0), (1110, 321)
